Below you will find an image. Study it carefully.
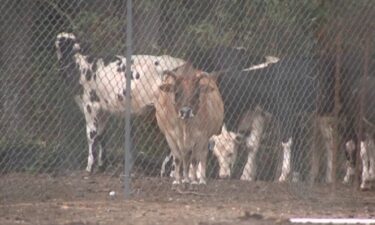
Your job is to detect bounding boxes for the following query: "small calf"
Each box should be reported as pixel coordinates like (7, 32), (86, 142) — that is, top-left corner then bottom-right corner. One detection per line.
(210, 125), (241, 179)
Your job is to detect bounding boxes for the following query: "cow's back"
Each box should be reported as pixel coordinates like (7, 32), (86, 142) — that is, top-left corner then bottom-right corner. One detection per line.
(217, 56), (318, 132)
(92, 55), (185, 114)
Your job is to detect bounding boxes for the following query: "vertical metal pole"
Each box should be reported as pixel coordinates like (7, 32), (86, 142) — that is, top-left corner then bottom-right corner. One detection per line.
(332, 32), (342, 189)
(124, 0), (133, 199)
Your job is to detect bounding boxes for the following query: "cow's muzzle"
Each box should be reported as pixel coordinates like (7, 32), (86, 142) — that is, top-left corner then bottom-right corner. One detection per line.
(179, 107), (194, 119)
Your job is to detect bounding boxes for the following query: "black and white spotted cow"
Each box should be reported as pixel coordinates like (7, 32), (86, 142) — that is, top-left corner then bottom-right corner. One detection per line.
(55, 32), (186, 173)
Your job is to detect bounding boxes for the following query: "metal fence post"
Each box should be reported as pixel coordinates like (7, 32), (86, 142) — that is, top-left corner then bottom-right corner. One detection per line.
(124, 0), (133, 199)
(332, 31), (342, 188)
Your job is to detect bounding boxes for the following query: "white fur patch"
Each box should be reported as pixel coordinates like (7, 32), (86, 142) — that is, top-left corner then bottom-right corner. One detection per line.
(211, 125), (239, 178)
(279, 138), (292, 182)
(241, 114), (265, 181)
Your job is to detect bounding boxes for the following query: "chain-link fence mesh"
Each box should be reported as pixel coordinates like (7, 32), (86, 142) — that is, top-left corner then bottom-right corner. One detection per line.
(0, 0), (374, 208)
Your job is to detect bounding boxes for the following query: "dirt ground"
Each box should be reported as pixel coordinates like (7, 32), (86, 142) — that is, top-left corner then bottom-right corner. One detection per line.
(1, 172), (375, 225)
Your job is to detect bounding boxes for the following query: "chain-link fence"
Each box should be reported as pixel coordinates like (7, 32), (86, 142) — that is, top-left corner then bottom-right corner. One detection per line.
(1, 0), (374, 206)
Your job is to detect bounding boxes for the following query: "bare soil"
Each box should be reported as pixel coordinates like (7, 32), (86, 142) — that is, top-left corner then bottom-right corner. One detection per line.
(1, 172), (374, 225)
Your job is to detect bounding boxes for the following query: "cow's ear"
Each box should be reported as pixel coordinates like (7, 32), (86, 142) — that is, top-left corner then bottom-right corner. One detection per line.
(162, 70), (177, 82)
(199, 83), (215, 93)
(159, 83), (174, 92)
(199, 77), (216, 93)
(233, 133), (244, 143)
(208, 70), (224, 82)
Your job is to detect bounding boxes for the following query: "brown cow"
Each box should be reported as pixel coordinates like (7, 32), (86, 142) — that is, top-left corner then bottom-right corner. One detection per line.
(155, 64), (224, 185)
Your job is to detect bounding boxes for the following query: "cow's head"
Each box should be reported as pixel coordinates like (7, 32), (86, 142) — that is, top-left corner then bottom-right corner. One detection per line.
(210, 125), (242, 179)
(55, 32), (82, 88)
(159, 64), (217, 120)
(55, 32), (81, 61)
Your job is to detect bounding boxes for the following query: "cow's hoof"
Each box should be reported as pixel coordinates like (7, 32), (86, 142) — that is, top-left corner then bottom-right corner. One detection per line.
(278, 176), (289, 183)
(190, 180), (199, 190)
(83, 170), (93, 180)
(189, 183), (199, 191)
(172, 180), (181, 185)
(85, 164), (93, 173)
(172, 180), (180, 190)
(190, 180), (198, 185)
(182, 181), (190, 190)
(199, 179), (207, 185)
(98, 164), (107, 173)
(182, 178), (190, 184)
(361, 186), (370, 191)
(240, 176), (254, 181)
(325, 176), (333, 184)
(219, 175), (230, 180)
(360, 182), (371, 191)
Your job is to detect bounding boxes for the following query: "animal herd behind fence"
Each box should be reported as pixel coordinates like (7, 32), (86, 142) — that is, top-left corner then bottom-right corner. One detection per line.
(20, 31), (374, 192)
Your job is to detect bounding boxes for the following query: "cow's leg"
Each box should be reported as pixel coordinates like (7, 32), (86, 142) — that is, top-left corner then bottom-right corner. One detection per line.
(241, 114), (265, 181)
(326, 143), (334, 183)
(161, 152), (173, 177)
(96, 137), (105, 171)
(96, 114), (108, 171)
(170, 158), (176, 178)
(164, 135), (180, 184)
(310, 118), (320, 184)
(84, 104), (105, 173)
(188, 161), (202, 182)
(84, 104), (107, 174)
(279, 137), (292, 182)
(343, 140), (356, 184)
(359, 136), (375, 190)
(173, 157), (182, 185)
(343, 167), (355, 184)
(361, 140), (370, 190)
(197, 144), (208, 185)
(86, 130), (98, 174)
(181, 151), (192, 184)
(310, 145), (318, 184)
(318, 118), (335, 183)
(189, 158), (199, 185)
(368, 137), (375, 183)
(197, 162), (202, 181)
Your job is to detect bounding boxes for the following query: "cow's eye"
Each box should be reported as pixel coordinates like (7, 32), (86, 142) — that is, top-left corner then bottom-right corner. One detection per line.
(193, 88), (200, 98)
(175, 90), (182, 100)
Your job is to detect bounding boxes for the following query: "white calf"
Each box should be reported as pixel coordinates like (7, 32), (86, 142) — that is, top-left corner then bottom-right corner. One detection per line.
(210, 125), (241, 179)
